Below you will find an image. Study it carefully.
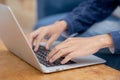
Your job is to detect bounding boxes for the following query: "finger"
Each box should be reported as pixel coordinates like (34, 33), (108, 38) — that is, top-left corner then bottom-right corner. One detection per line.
(61, 53), (75, 64)
(28, 30), (39, 47)
(34, 33), (45, 51)
(46, 34), (59, 49)
(49, 47), (73, 63)
(33, 40), (36, 46)
(34, 38), (43, 52)
(47, 41), (69, 60)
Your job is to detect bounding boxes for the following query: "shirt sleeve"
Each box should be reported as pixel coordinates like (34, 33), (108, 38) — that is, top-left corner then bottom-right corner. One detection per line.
(62, 0), (118, 35)
(110, 31), (120, 54)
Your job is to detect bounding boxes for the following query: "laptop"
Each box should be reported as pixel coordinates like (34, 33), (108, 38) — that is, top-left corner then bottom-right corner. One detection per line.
(0, 4), (106, 73)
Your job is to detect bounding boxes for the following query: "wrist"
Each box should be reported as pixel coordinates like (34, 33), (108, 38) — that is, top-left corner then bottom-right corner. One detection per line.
(96, 34), (114, 48)
(54, 20), (67, 31)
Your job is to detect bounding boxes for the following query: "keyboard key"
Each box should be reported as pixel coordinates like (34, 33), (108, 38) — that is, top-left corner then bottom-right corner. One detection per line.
(33, 45), (75, 67)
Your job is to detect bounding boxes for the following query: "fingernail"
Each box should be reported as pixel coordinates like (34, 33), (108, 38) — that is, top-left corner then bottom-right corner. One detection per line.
(49, 59), (53, 63)
(33, 43), (35, 46)
(46, 46), (48, 50)
(34, 50), (37, 52)
(61, 61), (65, 64)
(46, 45), (49, 50)
(34, 48), (37, 52)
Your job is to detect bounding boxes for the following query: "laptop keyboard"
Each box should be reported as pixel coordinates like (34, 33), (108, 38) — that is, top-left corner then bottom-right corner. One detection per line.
(33, 45), (75, 67)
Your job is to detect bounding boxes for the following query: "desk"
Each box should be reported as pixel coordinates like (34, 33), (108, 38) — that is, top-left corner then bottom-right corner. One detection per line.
(0, 39), (120, 80)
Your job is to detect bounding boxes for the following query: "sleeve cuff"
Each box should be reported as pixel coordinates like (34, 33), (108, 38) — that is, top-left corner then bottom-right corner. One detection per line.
(61, 31), (70, 38)
(109, 47), (115, 54)
(62, 15), (75, 35)
(110, 31), (120, 54)
(61, 30), (79, 38)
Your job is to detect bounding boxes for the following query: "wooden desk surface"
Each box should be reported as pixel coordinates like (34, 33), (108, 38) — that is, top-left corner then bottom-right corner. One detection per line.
(0, 39), (120, 80)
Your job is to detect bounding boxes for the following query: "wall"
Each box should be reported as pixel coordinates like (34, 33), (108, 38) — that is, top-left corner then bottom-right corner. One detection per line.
(0, 0), (37, 33)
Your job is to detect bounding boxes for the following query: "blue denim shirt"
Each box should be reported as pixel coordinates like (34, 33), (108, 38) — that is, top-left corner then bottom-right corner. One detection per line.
(63, 0), (120, 53)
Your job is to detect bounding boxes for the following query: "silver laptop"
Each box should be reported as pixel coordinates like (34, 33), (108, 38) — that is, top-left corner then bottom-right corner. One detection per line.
(0, 4), (106, 73)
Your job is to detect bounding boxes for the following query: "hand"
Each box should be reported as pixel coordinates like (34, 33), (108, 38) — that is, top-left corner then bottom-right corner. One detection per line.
(47, 34), (113, 64)
(28, 21), (67, 52)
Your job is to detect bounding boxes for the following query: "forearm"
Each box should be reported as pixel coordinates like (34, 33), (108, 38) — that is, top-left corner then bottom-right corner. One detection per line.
(62, 0), (117, 35)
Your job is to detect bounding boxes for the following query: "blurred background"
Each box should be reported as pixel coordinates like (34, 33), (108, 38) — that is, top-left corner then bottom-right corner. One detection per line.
(0, 0), (36, 34)
(0, 0), (120, 34)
